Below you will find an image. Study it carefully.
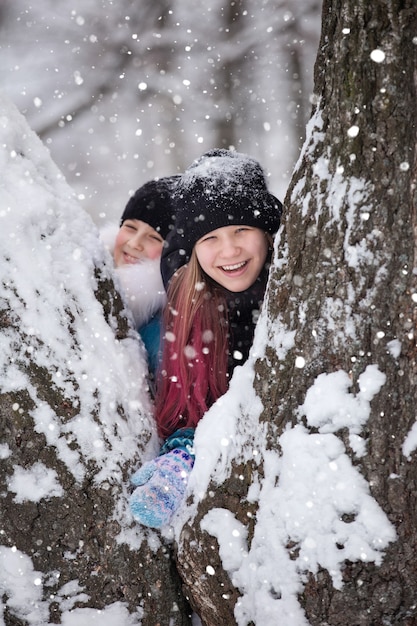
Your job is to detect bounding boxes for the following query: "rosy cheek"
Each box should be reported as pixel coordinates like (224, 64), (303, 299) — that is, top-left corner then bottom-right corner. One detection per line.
(114, 233), (126, 251)
(147, 246), (163, 260)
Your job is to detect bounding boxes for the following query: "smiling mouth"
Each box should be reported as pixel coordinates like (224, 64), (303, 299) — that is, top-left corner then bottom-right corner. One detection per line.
(220, 260), (248, 272)
(123, 252), (141, 263)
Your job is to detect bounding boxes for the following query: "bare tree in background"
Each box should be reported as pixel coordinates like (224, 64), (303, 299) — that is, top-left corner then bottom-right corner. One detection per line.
(0, 0), (321, 220)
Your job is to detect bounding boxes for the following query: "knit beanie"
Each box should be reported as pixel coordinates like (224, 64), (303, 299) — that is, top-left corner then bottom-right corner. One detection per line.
(161, 149), (283, 286)
(120, 175), (179, 240)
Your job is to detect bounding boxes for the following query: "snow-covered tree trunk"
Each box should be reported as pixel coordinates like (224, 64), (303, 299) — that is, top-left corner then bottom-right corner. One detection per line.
(257, 0), (417, 621)
(175, 2), (417, 624)
(0, 96), (190, 626)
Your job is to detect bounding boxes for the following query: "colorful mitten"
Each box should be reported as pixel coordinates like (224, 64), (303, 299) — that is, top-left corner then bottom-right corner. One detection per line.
(129, 449), (194, 528)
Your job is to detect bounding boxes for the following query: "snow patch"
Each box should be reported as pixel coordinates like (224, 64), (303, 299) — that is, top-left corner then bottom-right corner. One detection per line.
(201, 508), (248, 573)
(403, 422), (417, 459)
(9, 462), (64, 503)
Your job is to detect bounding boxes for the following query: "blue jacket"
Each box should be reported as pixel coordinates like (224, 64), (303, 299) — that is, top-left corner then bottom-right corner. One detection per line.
(138, 313), (162, 377)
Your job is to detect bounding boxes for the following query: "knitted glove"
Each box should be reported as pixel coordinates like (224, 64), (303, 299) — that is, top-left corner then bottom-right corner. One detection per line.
(129, 449), (194, 528)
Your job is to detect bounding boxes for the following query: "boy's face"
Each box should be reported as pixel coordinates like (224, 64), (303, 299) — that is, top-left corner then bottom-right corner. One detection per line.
(195, 225), (269, 292)
(114, 219), (164, 267)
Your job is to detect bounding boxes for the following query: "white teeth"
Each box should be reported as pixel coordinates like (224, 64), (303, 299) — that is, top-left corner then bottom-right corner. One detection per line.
(124, 253), (140, 263)
(222, 261), (246, 271)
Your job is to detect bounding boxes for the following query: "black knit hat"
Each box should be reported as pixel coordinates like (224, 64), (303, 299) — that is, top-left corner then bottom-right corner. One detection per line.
(161, 149), (283, 286)
(120, 175), (179, 240)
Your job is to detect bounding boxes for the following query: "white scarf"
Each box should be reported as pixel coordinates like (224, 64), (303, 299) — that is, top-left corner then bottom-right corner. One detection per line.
(100, 222), (166, 329)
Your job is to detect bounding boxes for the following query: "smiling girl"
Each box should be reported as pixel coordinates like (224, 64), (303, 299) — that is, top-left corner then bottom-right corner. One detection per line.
(129, 150), (282, 527)
(100, 176), (178, 378)
(113, 219), (166, 267)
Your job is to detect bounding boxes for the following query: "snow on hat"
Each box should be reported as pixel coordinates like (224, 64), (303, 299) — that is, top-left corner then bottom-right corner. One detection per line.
(161, 149), (283, 286)
(120, 175), (179, 240)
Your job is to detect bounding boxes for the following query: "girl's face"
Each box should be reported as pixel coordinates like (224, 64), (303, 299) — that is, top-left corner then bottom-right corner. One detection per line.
(114, 219), (164, 267)
(195, 225), (269, 292)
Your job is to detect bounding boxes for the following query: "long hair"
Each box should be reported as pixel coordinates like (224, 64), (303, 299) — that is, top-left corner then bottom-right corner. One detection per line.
(154, 250), (229, 439)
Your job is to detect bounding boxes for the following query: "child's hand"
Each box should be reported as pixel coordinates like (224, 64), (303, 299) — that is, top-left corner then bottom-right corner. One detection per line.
(130, 460), (158, 487)
(129, 449), (194, 528)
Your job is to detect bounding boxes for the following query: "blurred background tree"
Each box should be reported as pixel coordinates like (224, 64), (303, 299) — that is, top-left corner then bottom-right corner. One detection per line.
(0, 0), (321, 223)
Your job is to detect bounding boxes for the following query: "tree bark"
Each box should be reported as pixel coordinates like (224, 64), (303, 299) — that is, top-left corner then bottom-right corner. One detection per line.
(0, 281), (190, 625)
(272, 1), (417, 621)
(0, 97), (191, 625)
(176, 1), (417, 624)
